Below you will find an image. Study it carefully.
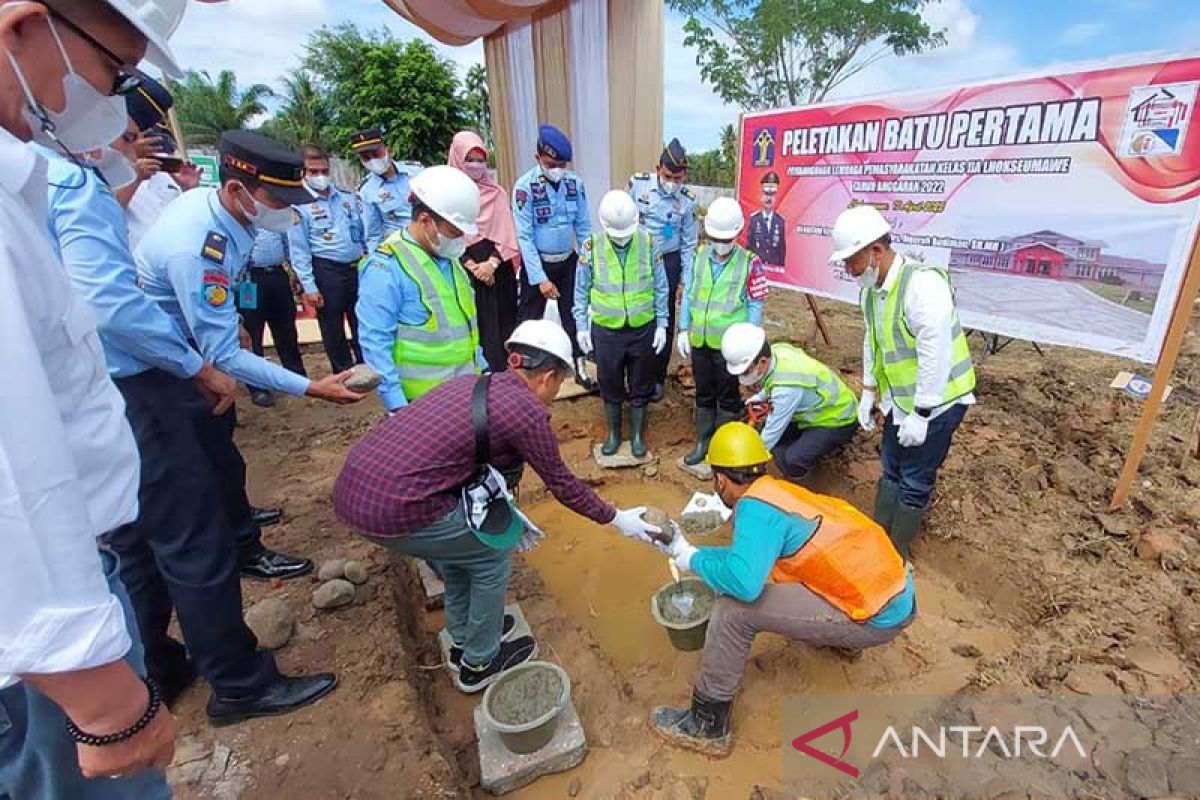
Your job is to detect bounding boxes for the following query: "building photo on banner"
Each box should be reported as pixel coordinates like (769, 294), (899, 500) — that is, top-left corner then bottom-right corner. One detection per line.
(738, 53), (1200, 364)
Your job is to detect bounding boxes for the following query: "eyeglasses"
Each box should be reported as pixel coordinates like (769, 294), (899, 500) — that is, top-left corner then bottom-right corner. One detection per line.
(48, 8), (145, 96)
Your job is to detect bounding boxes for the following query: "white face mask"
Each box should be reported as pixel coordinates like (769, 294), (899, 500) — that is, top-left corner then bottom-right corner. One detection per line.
(85, 147), (136, 190)
(712, 241), (736, 257)
(6, 19), (129, 154)
(463, 162), (488, 182)
(857, 254), (880, 289)
(434, 230), (467, 260)
(541, 164), (566, 183)
(247, 195), (295, 232)
(365, 157), (391, 175)
(659, 178), (680, 195)
(738, 367), (765, 388)
(305, 175), (331, 193)
(607, 233), (632, 247)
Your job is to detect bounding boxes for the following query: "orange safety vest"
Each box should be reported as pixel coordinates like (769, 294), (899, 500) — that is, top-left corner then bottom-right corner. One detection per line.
(743, 477), (907, 622)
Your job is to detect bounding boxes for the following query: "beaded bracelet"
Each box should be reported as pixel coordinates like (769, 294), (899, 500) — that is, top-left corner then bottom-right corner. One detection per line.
(65, 677), (161, 747)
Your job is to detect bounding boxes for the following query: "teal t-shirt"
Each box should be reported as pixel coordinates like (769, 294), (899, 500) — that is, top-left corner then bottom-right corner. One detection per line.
(690, 497), (915, 628)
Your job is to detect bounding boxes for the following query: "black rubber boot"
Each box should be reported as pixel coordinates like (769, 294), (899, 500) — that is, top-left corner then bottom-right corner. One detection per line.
(872, 478), (901, 534)
(651, 691), (732, 757)
(683, 407), (717, 466)
(601, 402), (623, 456)
(889, 501), (926, 561)
(629, 405), (648, 458)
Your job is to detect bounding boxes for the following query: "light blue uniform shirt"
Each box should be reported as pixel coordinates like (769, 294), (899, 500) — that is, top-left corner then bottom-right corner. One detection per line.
(691, 496), (915, 628)
(512, 166), (591, 286)
(135, 187), (310, 396)
(288, 187), (366, 293)
(356, 229), (487, 411)
(571, 233), (670, 332)
(248, 228), (288, 268)
(41, 147), (203, 381)
(627, 172), (699, 282)
(359, 162), (417, 252)
(678, 247), (765, 331)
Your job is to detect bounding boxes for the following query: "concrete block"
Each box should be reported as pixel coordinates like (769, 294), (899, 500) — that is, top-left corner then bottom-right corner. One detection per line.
(415, 559), (445, 610)
(592, 443), (657, 469)
(439, 603), (532, 668)
(676, 458), (712, 481)
(476, 697), (587, 795)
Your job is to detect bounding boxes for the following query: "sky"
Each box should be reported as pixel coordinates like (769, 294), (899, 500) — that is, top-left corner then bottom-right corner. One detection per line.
(169, 0), (1200, 153)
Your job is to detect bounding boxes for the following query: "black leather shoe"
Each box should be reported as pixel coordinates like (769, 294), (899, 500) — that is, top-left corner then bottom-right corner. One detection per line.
(240, 548), (312, 581)
(251, 506), (283, 527)
(206, 673), (338, 727)
(250, 389), (276, 408)
(154, 662), (199, 709)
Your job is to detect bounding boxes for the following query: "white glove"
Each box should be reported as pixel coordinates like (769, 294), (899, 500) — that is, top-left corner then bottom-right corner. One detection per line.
(676, 331), (692, 359)
(611, 506), (661, 545)
(897, 412), (929, 448)
(857, 388), (877, 432)
(668, 531), (698, 573)
(653, 327), (668, 355)
(576, 330), (593, 355)
(516, 525), (545, 553)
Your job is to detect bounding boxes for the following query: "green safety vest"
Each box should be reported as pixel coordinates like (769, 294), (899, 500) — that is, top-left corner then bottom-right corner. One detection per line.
(763, 343), (858, 429)
(689, 246), (751, 349)
(380, 236), (480, 402)
(861, 257), (976, 414)
(588, 231), (656, 329)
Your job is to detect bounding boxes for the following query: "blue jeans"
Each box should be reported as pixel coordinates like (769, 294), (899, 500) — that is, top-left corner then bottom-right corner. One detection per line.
(365, 506), (511, 666)
(0, 549), (172, 800)
(881, 405), (968, 508)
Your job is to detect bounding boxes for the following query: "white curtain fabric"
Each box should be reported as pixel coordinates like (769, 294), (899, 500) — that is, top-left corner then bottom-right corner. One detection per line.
(504, 19), (539, 184)
(567, 0), (609, 228)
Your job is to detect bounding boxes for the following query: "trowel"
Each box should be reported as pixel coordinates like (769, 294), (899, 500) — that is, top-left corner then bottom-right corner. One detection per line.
(666, 560), (695, 616)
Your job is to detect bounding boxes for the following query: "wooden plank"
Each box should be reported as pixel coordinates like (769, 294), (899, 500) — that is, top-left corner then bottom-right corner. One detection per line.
(1109, 236), (1200, 509)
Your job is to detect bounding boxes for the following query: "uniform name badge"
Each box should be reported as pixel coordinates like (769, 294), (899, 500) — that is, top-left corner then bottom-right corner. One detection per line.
(238, 280), (258, 310)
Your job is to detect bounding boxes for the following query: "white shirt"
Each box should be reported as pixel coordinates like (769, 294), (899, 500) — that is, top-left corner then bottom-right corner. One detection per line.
(125, 171), (182, 250)
(862, 254), (976, 422)
(0, 129), (136, 688)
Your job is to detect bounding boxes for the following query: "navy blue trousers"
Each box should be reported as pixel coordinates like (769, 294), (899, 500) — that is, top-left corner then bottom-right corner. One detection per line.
(881, 405), (968, 508)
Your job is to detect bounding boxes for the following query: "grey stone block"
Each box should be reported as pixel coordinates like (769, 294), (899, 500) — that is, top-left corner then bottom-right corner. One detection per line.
(438, 603), (531, 669)
(676, 457), (712, 481)
(416, 559), (445, 610)
(593, 443), (656, 469)
(475, 697), (587, 795)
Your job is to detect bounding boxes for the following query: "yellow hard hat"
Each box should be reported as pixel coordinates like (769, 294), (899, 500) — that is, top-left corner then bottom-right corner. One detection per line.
(707, 421), (772, 469)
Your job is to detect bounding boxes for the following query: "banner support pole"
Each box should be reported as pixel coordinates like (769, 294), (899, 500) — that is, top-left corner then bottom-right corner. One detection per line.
(1109, 234), (1200, 510)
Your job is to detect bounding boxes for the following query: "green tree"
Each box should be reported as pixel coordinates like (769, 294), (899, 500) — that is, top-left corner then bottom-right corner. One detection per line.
(263, 70), (333, 150)
(667, 0), (945, 110)
(461, 63), (493, 150)
(719, 123), (737, 166)
(302, 23), (464, 165)
(168, 70), (274, 145)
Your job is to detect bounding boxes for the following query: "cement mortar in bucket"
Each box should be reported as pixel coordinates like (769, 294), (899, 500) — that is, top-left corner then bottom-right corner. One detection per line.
(651, 577), (716, 651)
(481, 661), (571, 754)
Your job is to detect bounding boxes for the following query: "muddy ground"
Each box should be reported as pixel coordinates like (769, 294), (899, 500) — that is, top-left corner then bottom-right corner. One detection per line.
(168, 295), (1200, 800)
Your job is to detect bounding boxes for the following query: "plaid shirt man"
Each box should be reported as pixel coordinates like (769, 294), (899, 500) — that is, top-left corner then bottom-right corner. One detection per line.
(334, 371), (615, 536)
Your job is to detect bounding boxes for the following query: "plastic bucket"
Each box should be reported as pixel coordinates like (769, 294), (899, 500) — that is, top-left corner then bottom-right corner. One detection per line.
(650, 577), (715, 652)
(481, 661), (571, 754)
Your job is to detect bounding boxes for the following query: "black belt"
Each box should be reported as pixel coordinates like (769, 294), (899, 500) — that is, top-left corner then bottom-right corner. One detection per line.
(249, 263), (284, 273)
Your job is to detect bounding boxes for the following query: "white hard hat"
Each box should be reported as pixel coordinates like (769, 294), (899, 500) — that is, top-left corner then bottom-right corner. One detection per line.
(410, 165), (481, 236)
(705, 197), (745, 239)
(598, 190), (639, 238)
(721, 322), (767, 376)
(506, 320), (574, 370)
(105, 0), (188, 78)
(829, 205), (892, 262)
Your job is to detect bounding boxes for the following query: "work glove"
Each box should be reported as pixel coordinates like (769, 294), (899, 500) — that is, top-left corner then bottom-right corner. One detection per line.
(576, 330), (593, 356)
(676, 330), (691, 359)
(516, 525), (545, 553)
(611, 506), (661, 545)
(668, 531), (698, 573)
(857, 387), (878, 432)
(653, 327), (668, 355)
(897, 412), (929, 448)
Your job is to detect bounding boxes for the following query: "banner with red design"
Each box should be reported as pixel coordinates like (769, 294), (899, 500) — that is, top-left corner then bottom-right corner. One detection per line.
(739, 55), (1200, 363)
